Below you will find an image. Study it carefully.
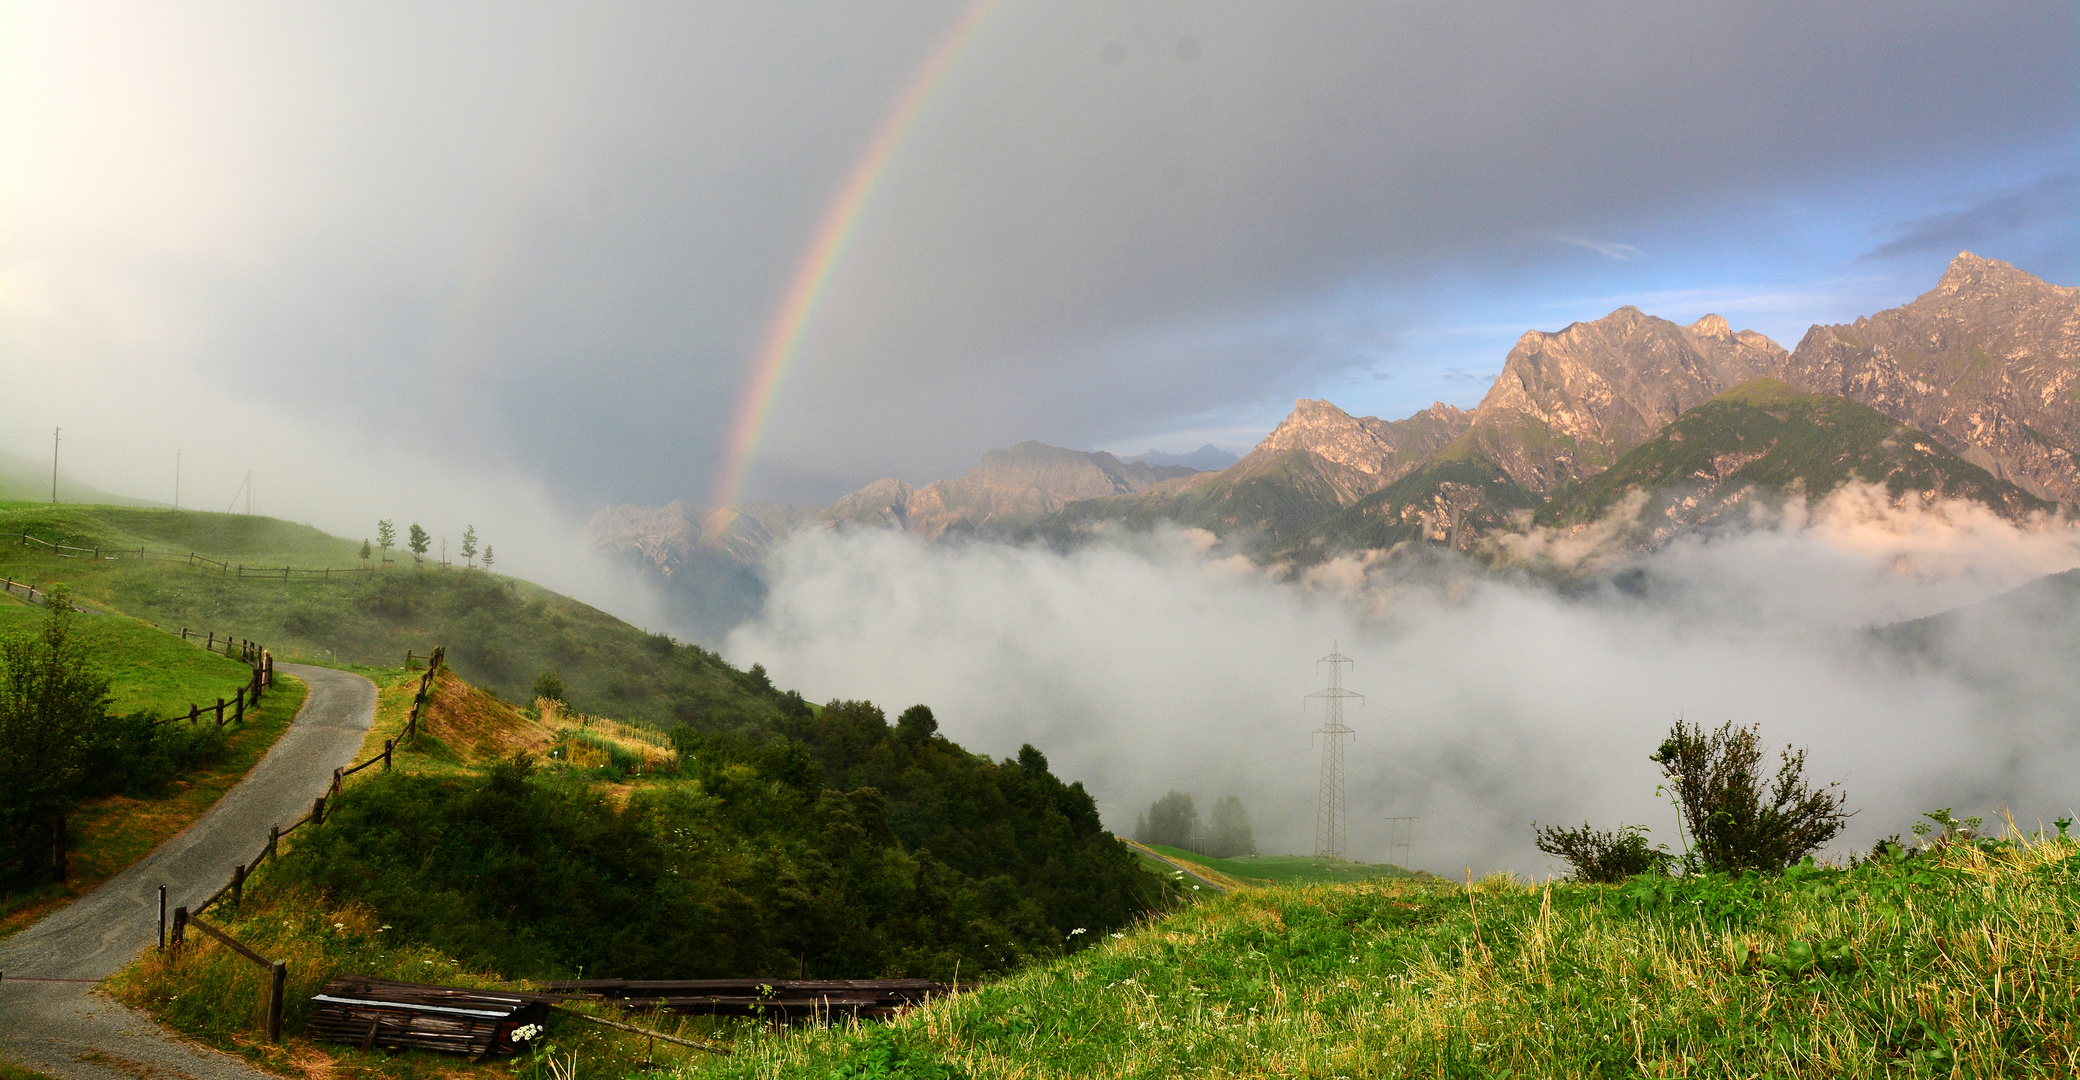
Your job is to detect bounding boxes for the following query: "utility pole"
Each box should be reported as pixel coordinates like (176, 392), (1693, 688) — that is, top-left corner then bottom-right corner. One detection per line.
(1384, 816), (1419, 868)
(1308, 643), (1362, 860)
(51, 427), (59, 503)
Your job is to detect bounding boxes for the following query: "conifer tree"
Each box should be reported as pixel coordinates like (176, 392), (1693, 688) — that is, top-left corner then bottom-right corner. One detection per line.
(359, 539), (372, 567)
(1207, 795), (1257, 858)
(482, 545), (494, 570)
(376, 519), (396, 553)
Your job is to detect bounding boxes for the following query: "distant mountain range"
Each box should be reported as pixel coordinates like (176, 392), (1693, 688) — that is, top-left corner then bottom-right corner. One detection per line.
(595, 253), (2077, 634)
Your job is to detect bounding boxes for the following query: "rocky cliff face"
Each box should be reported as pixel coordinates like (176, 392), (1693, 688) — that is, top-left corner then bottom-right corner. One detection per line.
(1236, 399), (1472, 499)
(1468, 308), (1789, 495)
(1782, 252), (2080, 502)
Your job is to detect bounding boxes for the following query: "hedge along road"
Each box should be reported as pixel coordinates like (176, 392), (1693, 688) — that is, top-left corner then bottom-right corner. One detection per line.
(0, 663), (375, 1080)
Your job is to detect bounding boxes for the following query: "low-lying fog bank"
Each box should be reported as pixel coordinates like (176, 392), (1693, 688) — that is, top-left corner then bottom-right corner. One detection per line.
(721, 483), (2080, 878)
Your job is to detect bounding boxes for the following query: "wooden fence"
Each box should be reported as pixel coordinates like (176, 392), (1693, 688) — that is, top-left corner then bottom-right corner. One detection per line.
(7, 531), (385, 582)
(0, 627), (274, 886)
(159, 647), (444, 1043)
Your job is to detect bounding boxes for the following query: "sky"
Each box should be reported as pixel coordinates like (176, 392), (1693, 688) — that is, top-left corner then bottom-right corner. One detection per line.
(1, 0), (2076, 540)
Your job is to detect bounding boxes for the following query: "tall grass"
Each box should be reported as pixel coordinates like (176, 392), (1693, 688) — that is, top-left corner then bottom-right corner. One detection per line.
(684, 833), (2080, 1078)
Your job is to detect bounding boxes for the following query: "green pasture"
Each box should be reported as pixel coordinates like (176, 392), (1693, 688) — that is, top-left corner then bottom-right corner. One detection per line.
(1144, 843), (1417, 886)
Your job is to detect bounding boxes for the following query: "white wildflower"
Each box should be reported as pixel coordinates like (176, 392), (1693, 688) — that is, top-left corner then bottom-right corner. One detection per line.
(511, 1023), (544, 1043)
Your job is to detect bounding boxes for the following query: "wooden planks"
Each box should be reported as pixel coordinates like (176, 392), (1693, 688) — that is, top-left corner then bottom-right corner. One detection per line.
(540, 978), (950, 1020)
(306, 977), (553, 1057)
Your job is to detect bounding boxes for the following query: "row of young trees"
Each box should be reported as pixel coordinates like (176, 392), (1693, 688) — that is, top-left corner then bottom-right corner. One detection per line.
(1534, 719), (1852, 882)
(363, 520), (492, 570)
(1133, 790), (1257, 858)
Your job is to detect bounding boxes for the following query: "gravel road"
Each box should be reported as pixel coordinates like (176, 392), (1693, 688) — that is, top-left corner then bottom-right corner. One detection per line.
(0, 663), (375, 1080)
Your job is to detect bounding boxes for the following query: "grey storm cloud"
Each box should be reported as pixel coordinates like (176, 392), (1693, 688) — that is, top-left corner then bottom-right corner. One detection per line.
(1865, 172), (2080, 261)
(3, 1), (2075, 515)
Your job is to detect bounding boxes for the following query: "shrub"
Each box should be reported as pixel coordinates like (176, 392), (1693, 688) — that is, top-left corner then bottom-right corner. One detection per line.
(531, 670), (565, 704)
(1650, 719), (1850, 874)
(1533, 822), (1670, 883)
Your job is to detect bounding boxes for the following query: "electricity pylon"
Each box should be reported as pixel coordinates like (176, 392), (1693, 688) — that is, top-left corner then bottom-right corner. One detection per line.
(1308, 643), (1362, 859)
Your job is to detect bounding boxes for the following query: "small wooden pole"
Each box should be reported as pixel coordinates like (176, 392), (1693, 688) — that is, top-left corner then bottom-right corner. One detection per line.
(266, 961), (286, 1043)
(311, 795), (326, 826)
(158, 885), (167, 951)
(207, 631), (214, 650)
(234, 686), (245, 724)
(232, 863), (245, 906)
(171, 907), (188, 958)
(215, 697), (226, 726)
(383, 739), (393, 771)
(267, 825), (279, 861)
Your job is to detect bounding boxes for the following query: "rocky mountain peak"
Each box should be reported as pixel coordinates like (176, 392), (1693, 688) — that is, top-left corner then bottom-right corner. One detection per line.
(1689, 313), (1732, 339)
(1254, 400), (1411, 477)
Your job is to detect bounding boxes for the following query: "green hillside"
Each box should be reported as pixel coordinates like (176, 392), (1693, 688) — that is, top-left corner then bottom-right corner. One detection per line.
(0, 453), (161, 507)
(1271, 445), (1541, 565)
(1145, 843), (1420, 886)
(1537, 379), (2056, 530)
(0, 503), (793, 730)
(1037, 448), (1356, 546)
(689, 837), (2076, 1076)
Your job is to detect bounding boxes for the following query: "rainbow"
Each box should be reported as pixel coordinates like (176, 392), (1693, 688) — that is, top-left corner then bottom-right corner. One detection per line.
(708, 0), (996, 511)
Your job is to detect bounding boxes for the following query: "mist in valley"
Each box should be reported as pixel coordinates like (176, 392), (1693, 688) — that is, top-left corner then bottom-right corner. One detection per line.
(722, 488), (2080, 878)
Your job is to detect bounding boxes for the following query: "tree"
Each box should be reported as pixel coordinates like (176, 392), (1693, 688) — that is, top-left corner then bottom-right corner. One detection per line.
(359, 539), (372, 567)
(1206, 795), (1257, 857)
(482, 545), (494, 570)
(1650, 719), (1851, 874)
(1533, 822), (1671, 883)
(532, 671), (565, 704)
(376, 520), (396, 553)
(460, 525), (478, 568)
(407, 523), (430, 563)
(0, 588), (111, 845)
(895, 704), (937, 746)
(1141, 790), (1201, 851)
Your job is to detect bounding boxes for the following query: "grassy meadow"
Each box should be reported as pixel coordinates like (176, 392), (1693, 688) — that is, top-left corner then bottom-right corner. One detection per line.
(1144, 844), (1420, 888)
(0, 592), (309, 937)
(0, 502), (794, 730)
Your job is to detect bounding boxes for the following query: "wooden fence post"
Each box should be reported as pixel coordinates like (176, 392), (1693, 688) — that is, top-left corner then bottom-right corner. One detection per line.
(331, 767), (343, 796)
(171, 907), (188, 958)
(158, 885), (167, 951)
(234, 686), (245, 725)
(311, 795), (325, 826)
(187, 704), (199, 724)
(267, 961), (286, 1043)
(383, 739), (393, 771)
(207, 631), (215, 651)
(215, 697), (226, 726)
(267, 825), (279, 862)
(232, 863), (245, 906)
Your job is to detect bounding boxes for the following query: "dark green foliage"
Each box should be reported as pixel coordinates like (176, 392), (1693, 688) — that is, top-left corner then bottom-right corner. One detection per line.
(1206, 795), (1256, 858)
(0, 590), (108, 848)
(1651, 719), (1851, 874)
(407, 523), (430, 558)
(765, 699), (1155, 949)
(274, 731), (1127, 982)
(1534, 822), (1671, 883)
(1137, 790), (1200, 850)
(531, 670), (565, 704)
(0, 592), (230, 867)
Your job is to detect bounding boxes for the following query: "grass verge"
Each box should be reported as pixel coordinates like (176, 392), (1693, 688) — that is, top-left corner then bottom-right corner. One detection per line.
(1144, 845), (1421, 887)
(674, 835), (2080, 1078)
(0, 675), (307, 938)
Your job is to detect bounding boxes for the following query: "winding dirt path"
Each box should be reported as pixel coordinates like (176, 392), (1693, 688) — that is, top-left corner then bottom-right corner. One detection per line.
(0, 663), (375, 1080)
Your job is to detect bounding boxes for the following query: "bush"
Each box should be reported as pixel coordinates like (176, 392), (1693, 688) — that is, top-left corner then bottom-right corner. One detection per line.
(531, 670), (565, 704)
(1651, 719), (1850, 874)
(1533, 822), (1670, 883)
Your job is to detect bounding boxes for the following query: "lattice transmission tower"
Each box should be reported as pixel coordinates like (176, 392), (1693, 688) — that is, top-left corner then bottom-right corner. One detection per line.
(1308, 644), (1362, 859)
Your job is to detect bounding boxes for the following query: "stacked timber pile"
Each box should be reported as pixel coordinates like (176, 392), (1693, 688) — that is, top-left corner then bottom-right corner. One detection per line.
(307, 976), (553, 1057)
(541, 978), (949, 1021)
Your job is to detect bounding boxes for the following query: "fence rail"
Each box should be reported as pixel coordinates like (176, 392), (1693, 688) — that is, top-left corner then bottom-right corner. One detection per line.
(157, 647), (444, 1045)
(7, 531), (386, 582)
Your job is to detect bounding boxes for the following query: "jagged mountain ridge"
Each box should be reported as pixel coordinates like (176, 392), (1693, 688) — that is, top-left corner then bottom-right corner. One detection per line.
(1534, 378), (2055, 547)
(1467, 308), (1790, 496)
(1780, 252), (2080, 502)
(825, 441), (1196, 539)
